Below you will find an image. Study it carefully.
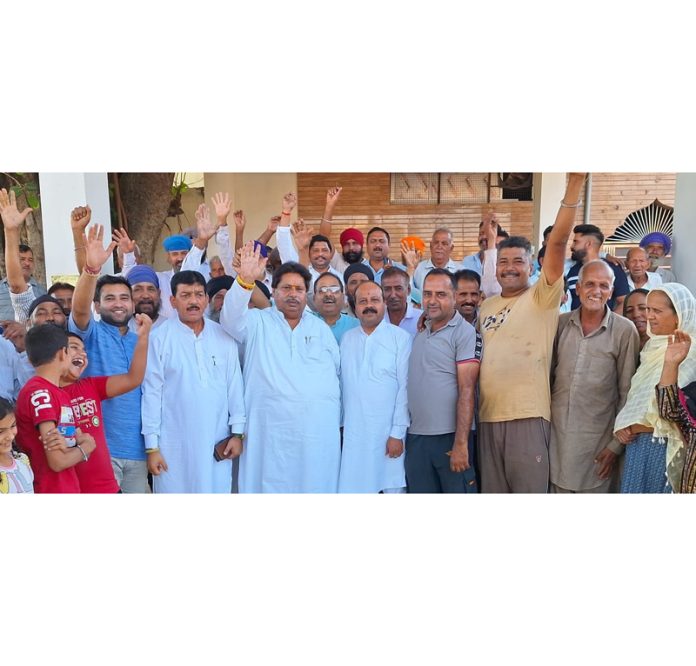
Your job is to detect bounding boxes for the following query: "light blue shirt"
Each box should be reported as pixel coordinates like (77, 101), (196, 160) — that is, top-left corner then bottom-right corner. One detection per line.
(313, 311), (360, 344)
(68, 314), (145, 461)
(361, 258), (407, 284)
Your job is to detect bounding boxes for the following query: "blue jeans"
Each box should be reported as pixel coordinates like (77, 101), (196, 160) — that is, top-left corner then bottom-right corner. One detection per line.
(405, 432), (478, 493)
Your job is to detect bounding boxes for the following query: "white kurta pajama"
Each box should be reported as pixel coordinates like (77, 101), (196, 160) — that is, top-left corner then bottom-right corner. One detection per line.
(221, 282), (341, 493)
(338, 321), (411, 493)
(141, 317), (245, 493)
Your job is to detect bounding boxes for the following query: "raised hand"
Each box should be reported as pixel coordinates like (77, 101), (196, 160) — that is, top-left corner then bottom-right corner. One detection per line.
(133, 313), (153, 338)
(326, 186), (342, 208)
(233, 210), (247, 232)
(83, 224), (117, 270)
(238, 240), (268, 284)
(282, 192), (297, 213)
(267, 215), (281, 233)
(665, 330), (692, 366)
(195, 203), (218, 242)
(291, 218), (312, 252)
(400, 240), (422, 273)
(70, 205), (91, 232)
(0, 188), (33, 230)
(212, 192), (232, 224)
(112, 227), (136, 255)
(481, 211), (498, 250)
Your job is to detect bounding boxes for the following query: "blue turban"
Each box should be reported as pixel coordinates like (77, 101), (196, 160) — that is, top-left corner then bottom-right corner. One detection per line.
(253, 240), (269, 258)
(127, 265), (160, 288)
(163, 234), (192, 252)
(640, 231), (671, 255)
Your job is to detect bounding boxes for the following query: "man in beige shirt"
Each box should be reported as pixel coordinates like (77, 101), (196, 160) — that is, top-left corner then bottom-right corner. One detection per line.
(478, 173), (586, 493)
(549, 260), (640, 493)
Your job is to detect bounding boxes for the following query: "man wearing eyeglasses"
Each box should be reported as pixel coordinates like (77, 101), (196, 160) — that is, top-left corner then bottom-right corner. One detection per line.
(312, 273), (359, 344)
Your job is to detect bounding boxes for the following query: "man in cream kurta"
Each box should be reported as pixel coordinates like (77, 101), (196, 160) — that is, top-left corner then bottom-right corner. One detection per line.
(221, 244), (341, 493)
(141, 270), (245, 493)
(339, 281), (411, 493)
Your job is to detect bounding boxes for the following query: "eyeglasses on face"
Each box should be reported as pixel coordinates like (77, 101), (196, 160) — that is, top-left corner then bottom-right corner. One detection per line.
(316, 285), (342, 294)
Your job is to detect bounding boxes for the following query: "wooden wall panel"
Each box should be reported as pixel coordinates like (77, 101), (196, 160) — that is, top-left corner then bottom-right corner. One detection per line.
(297, 173), (533, 260)
(297, 172), (676, 260)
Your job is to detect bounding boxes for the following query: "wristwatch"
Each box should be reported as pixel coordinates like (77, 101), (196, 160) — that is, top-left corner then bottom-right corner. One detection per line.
(230, 433), (245, 441)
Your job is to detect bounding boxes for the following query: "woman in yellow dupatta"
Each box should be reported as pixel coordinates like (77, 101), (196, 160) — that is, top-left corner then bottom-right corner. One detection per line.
(613, 283), (696, 492)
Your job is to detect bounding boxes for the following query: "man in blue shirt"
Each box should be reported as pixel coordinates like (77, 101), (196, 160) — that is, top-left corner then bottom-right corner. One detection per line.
(69, 223), (149, 493)
(312, 272), (359, 344)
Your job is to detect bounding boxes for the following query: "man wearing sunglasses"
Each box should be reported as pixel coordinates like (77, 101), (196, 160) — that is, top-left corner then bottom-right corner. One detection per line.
(312, 273), (359, 344)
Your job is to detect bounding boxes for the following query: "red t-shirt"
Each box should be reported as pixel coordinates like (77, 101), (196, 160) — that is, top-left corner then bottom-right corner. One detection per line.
(63, 377), (119, 494)
(15, 376), (80, 493)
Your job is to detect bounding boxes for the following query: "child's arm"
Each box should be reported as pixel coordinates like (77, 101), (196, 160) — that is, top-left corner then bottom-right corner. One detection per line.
(40, 423), (96, 472)
(105, 313), (152, 398)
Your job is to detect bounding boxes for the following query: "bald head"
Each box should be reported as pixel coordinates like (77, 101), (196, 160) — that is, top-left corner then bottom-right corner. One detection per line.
(578, 259), (615, 285)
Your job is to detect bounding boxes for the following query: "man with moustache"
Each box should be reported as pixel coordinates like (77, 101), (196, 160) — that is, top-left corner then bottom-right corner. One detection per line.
(221, 244), (341, 493)
(381, 266), (420, 339)
(312, 273), (359, 344)
(625, 246), (663, 290)
(453, 269), (483, 328)
(478, 173), (587, 493)
(362, 227), (406, 284)
(343, 263), (375, 317)
(339, 281), (411, 493)
(640, 231), (677, 283)
(550, 260), (639, 493)
(126, 265), (166, 332)
(69, 224), (149, 493)
(406, 268), (479, 493)
(141, 270), (245, 493)
(315, 187), (368, 273)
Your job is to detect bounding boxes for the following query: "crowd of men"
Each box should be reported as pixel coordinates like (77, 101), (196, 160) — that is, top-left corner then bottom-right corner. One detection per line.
(1, 173), (694, 494)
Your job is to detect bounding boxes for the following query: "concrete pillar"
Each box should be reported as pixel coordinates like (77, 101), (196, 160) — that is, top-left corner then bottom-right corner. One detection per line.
(672, 173), (696, 293)
(531, 173), (567, 253)
(38, 173), (112, 282)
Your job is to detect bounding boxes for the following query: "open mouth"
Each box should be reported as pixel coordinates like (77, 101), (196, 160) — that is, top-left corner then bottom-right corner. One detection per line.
(72, 357), (85, 368)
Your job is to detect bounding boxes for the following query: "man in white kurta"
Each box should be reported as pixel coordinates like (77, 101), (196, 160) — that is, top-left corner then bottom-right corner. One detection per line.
(221, 245), (341, 493)
(339, 281), (411, 493)
(141, 270), (245, 493)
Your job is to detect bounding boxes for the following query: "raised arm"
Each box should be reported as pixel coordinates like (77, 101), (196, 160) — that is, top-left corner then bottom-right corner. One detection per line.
(220, 241), (267, 344)
(232, 209), (247, 252)
(481, 215), (502, 297)
(256, 215), (280, 247)
(542, 173), (587, 285)
(105, 313), (152, 397)
(112, 227), (137, 276)
(318, 186), (342, 239)
(0, 188), (33, 294)
(70, 206), (92, 275)
(291, 219), (312, 268)
(72, 224), (117, 331)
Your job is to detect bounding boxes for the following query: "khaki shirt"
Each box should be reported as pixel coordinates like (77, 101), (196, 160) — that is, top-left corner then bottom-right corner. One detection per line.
(550, 307), (639, 491)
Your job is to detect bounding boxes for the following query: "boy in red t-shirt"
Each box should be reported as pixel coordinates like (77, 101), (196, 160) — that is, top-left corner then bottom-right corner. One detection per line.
(59, 313), (151, 493)
(15, 325), (97, 493)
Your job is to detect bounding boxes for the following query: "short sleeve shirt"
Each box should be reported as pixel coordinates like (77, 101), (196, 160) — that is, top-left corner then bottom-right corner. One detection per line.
(63, 376), (119, 493)
(15, 376), (80, 493)
(407, 311), (478, 435)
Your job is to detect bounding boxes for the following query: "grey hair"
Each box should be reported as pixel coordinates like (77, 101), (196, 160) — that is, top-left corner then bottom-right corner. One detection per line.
(578, 259), (615, 285)
(432, 227), (453, 241)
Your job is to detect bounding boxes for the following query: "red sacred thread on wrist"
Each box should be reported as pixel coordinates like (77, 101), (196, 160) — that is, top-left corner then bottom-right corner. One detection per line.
(84, 264), (100, 276)
(281, 211), (291, 216)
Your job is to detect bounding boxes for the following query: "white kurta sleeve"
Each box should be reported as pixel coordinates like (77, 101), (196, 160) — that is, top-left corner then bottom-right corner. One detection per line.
(215, 226), (234, 276)
(276, 226), (299, 263)
(182, 245), (211, 281)
(141, 335), (165, 450)
(121, 251), (137, 277)
(225, 339), (246, 433)
(329, 249), (349, 273)
(389, 334), (411, 440)
(481, 249), (502, 298)
(220, 281), (253, 344)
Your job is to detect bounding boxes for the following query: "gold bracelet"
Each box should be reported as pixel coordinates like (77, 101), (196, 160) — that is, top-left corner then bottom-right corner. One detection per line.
(145, 447), (160, 454)
(236, 275), (256, 291)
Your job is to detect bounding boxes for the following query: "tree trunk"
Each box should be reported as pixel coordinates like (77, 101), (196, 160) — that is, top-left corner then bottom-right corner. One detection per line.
(117, 173), (175, 265)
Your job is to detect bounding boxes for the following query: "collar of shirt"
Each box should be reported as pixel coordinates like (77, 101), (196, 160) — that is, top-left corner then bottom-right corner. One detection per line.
(568, 304), (611, 336)
(424, 309), (463, 335)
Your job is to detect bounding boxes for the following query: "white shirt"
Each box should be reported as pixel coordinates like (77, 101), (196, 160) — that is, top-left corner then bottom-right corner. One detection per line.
(338, 321), (411, 493)
(382, 302), (421, 339)
(141, 317), (245, 493)
(627, 271), (663, 291)
(221, 282), (341, 493)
